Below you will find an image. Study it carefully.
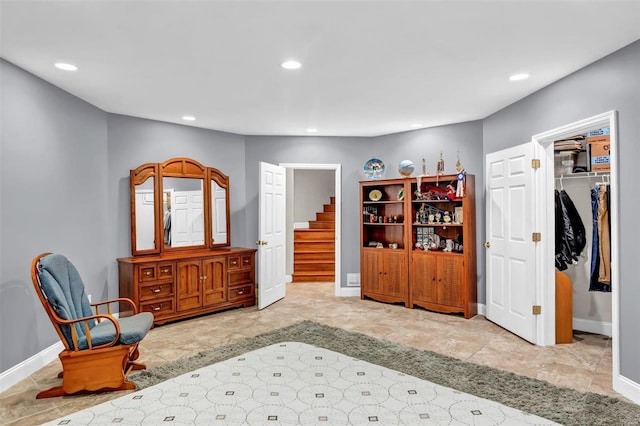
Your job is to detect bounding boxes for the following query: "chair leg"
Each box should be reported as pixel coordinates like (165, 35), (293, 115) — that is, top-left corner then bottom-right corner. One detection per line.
(36, 346), (138, 399)
(36, 380), (136, 399)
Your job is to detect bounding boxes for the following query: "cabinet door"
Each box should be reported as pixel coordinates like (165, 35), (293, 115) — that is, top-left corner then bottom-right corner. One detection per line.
(411, 254), (438, 304)
(438, 256), (464, 308)
(382, 251), (407, 298)
(177, 260), (203, 311)
(361, 250), (382, 294)
(203, 257), (226, 306)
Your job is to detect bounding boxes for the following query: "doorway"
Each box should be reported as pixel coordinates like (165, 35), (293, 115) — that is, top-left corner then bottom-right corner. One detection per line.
(279, 163), (342, 297)
(532, 111), (619, 387)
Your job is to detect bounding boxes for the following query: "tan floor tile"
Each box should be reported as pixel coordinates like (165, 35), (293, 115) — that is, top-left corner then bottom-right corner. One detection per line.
(0, 281), (619, 425)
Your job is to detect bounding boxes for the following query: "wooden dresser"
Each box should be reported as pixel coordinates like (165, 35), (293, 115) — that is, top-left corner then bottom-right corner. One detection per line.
(118, 248), (256, 325)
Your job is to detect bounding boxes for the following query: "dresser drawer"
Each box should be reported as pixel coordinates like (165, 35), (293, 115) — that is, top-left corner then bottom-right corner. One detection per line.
(139, 282), (174, 301)
(229, 270), (252, 286)
(228, 285), (254, 301)
(141, 298), (175, 316)
(137, 263), (174, 283)
(228, 254), (253, 270)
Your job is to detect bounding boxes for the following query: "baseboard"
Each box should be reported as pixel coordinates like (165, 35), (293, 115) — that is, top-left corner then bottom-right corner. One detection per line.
(0, 341), (63, 393)
(338, 286), (360, 297)
(476, 303), (486, 316)
(572, 318), (612, 337)
(616, 374), (640, 405)
(285, 275), (292, 283)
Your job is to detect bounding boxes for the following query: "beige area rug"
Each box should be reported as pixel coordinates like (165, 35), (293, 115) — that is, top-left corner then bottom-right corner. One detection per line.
(45, 341), (558, 425)
(51, 321), (640, 425)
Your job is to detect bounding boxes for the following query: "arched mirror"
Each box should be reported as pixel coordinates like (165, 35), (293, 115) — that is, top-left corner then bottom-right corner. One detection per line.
(129, 158), (231, 255)
(131, 164), (160, 255)
(210, 169), (230, 246)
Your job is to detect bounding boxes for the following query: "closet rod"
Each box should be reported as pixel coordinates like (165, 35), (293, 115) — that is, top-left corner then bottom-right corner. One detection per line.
(554, 171), (610, 180)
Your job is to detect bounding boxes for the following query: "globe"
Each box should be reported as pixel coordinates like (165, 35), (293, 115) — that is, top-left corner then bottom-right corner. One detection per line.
(398, 160), (415, 177)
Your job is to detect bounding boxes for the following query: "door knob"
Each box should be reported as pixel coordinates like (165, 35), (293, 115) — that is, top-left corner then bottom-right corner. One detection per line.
(483, 241), (491, 248)
(255, 240), (268, 246)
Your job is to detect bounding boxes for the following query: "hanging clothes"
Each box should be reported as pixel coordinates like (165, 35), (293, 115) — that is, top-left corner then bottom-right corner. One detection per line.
(590, 184), (611, 291)
(555, 189), (586, 270)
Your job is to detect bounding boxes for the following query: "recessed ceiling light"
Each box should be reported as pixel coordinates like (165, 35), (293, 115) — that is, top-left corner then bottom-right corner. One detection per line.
(306, 128), (318, 133)
(281, 60), (302, 70)
(54, 62), (78, 71)
(182, 116), (196, 121)
(509, 73), (530, 81)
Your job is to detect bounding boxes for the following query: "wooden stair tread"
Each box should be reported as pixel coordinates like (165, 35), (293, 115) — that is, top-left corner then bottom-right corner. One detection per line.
(294, 259), (336, 264)
(292, 271), (334, 275)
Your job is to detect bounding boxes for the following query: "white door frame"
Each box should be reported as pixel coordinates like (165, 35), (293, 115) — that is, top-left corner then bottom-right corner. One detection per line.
(531, 111), (619, 387)
(280, 163), (342, 296)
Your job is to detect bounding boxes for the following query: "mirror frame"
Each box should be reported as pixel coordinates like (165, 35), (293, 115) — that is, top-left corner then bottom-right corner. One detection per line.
(129, 157), (231, 255)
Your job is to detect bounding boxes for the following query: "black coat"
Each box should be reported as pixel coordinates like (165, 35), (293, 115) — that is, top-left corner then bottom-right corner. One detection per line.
(555, 189), (586, 270)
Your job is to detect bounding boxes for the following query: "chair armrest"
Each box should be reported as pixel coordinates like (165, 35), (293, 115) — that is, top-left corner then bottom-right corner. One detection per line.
(55, 313), (121, 351)
(91, 297), (138, 316)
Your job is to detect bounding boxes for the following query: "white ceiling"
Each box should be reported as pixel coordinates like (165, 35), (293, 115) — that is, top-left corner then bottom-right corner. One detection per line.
(2, 1), (639, 137)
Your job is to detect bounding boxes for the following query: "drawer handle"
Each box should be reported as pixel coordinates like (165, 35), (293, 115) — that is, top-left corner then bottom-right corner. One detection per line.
(150, 286), (162, 293)
(143, 270), (152, 276)
(151, 303), (163, 311)
(237, 289), (244, 295)
(160, 268), (170, 274)
(243, 259), (250, 264)
(232, 261), (238, 265)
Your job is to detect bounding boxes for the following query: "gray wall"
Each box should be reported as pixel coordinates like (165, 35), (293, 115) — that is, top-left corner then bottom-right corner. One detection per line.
(245, 122), (483, 285)
(293, 169), (335, 222)
(244, 136), (371, 283)
(483, 40), (640, 384)
(106, 114), (248, 295)
(373, 120), (484, 287)
(0, 59), (108, 371)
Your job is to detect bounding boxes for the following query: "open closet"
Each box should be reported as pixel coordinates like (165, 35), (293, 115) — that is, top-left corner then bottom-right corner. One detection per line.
(554, 128), (612, 338)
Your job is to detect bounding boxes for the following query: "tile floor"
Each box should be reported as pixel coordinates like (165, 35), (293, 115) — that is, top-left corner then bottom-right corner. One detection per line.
(0, 282), (620, 425)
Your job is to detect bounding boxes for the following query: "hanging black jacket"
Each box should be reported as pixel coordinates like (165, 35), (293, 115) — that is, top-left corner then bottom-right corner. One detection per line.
(555, 189), (586, 270)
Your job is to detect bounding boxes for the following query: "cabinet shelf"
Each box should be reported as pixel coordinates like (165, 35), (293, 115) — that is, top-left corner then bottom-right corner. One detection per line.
(412, 199), (461, 203)
(411, 249), (464, 257)
(364, 222), (404, 226)
(363, 200), (404, 204)
(412, 222), (462, 227)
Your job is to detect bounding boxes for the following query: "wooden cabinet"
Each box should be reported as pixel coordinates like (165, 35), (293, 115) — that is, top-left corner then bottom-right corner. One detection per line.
(118, 248), (256, 325)
(360, 178), (410, 306)
(176, 257), (226, 311)
(361, 250), (408, 305)
(360, 174), (477, 318)
(411, 253), (463, 310)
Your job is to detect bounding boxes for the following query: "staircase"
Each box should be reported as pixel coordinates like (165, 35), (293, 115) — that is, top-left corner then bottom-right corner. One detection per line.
(293, 197), (335, 282)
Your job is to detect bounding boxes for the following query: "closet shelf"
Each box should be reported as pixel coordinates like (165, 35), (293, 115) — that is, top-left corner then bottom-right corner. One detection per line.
(555, 171), (610, 180)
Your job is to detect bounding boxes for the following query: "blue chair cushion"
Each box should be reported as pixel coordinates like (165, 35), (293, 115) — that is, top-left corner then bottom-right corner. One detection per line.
(37, 254), (154, 350)
(78, 312), (154, 349)
(37, 254), (96, 347)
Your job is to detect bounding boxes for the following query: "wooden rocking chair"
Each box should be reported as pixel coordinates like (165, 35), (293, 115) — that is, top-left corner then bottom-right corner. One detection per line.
(31, 253), (154, 399)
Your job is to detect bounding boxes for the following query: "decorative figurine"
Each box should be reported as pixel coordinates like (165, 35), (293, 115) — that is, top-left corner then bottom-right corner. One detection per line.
(437, 150), (445, 174)
(435, 151), (445, 184)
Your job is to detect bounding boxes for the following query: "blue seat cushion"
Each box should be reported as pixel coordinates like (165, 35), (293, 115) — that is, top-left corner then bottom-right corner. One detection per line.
(78, 312), (154, 349)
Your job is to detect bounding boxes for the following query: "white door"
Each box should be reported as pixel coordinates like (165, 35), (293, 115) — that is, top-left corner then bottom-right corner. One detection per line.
(258, 162), (286, 309)
(485, 143), (538, 343)
(171, 190), (205, 247)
